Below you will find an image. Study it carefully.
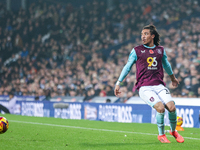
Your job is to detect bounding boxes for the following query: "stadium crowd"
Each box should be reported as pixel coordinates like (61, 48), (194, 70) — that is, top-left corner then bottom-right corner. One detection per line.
(0, 0), (200, 101)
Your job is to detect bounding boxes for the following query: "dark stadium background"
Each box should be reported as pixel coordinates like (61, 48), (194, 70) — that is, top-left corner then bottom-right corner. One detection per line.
(0, 0), (199, 102)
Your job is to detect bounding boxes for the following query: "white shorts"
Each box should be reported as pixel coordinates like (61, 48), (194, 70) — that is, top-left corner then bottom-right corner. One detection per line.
(139, 84), (174, 108)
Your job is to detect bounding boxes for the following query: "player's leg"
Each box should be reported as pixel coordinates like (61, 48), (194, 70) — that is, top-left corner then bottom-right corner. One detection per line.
(139, 86), (165, 135)
(139, 86), (170, 143)
(154, 101), (165, 135)
(165, 101), (176, 132)
(155, 85), (176, 131)
(165, 101), (184, 143)
(154, 102), (170, 143)
(157, 85), (184, 143)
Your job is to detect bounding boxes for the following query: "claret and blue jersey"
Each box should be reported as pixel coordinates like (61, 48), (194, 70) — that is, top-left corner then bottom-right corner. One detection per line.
(118, 44), (173, 90)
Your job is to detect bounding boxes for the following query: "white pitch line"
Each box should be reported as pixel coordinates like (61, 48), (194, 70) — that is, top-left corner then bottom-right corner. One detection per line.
(10, 120), (200, 141)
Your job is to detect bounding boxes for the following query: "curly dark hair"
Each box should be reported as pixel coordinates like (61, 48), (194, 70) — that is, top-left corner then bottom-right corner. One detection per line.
(143, 24), (160, 46)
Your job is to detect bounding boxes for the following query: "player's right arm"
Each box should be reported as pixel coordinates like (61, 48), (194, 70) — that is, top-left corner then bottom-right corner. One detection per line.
(114, 48), (137, 96)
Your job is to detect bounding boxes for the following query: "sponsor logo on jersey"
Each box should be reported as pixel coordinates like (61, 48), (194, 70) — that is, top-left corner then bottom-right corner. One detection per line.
(141, 50), (145, 53)
(147, 57), (158, 70)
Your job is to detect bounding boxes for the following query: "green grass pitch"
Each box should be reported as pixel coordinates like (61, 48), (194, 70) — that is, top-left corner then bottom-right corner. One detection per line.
(0, 114), (200, 150)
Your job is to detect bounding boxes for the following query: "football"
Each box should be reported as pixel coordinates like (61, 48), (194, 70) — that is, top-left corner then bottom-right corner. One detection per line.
(0, 116), (9, 134)
(177, 116), (183, 126)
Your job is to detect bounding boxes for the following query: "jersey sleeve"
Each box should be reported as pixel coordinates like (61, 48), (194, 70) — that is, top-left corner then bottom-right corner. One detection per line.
(118, 48), (137, 82)
(162, 49), (173, 75)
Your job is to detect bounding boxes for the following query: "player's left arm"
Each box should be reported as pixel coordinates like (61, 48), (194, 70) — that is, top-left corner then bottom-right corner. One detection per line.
(162, 49), (179, 87)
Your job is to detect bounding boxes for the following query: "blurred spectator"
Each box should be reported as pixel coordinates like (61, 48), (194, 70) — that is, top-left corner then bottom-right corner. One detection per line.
(191, 77), (200, 97)
(14, 34), (23, 49)
(83, 88), (95, 102)
(68, 89), (77, 97)
(106, 98), (111, 103)
(21, 47), (29, 58)
(0, 92), (17, 114)
(181, 78), (192, 96)
(14, 87), (23, 96)
(198, 87), (200, 97)
(105, 85), (115, 96)
(0, 0), (199, 101)
(35, 96), (39, 101)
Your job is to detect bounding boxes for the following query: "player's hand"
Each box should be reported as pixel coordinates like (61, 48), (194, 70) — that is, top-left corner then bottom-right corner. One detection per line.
(114, 85), (121, 96)
(171, 78), (179, 87)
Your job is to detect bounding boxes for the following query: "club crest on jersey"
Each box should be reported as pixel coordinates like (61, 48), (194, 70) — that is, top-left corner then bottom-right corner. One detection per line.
(149, 49), (154, 54)
(149, 97), (154, 102)
(157, 49), (162, 54)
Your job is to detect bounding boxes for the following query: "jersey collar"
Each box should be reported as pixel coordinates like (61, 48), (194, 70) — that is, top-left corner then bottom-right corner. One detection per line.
(143, 44), (156, 49)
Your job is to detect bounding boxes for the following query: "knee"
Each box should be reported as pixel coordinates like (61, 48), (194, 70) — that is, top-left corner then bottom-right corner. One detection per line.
(166, 101), (176, 112)
(154, 102), (165, 113)
(156, 106), (165, 113)
(168, 105), (176, 112)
